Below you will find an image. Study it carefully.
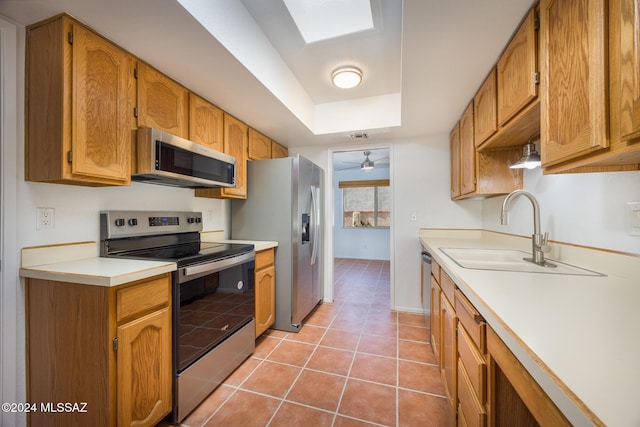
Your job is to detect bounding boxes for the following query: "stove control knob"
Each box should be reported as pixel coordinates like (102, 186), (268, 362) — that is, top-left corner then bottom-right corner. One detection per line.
(128, 218), (138, 226)
(195, 217), (202, 224)
(187, 217), (195, 224)
(114, 218), (125, 227)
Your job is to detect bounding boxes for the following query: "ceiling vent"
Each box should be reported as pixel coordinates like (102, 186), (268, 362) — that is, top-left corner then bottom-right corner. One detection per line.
(348, 132), (369, 141)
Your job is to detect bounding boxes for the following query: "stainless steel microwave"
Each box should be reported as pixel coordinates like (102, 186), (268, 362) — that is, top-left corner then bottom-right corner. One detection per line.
(132, 127), (236, 188)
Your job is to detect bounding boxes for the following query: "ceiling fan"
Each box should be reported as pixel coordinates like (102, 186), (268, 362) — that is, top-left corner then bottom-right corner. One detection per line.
(338, 150), (389, 171)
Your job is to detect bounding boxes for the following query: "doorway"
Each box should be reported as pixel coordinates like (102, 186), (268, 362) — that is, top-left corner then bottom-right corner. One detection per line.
(330, 147), (393, 309)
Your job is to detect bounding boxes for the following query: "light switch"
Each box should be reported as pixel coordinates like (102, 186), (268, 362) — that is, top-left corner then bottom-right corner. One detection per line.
(625, 202), (640, 236)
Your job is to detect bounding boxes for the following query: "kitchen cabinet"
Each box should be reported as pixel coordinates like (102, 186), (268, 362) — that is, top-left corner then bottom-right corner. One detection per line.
(474, 68), (498, 147)
(430, 259), (442, 365)
(271, 140), (289, 158)
(456, 289), (487, 427)
(474, 6), (540, 152)
(540, 0), (640, 172)
(137, 61), (189, 139)
(497, 8), (538, 128)
(619, 0), (640, 142)
(486, 327), (570, 426)
(439, 271), (458, 423)
(26, 14), (135, 186)
(196, 113), (249, 199)
(450, 124), (462, 199)
(26, 273), (172, 427)
(254, 248), (276, 337)
(248, 128), (272, 160)
(450, 103), (523, 200)
(189, 93), (224, 152)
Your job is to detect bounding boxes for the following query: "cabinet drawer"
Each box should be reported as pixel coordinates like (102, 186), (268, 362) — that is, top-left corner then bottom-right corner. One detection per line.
(117, 275), (170, 322)
(458, 324), (486, 402)
(440, 270), (456, 306)
(431, 259), (441, 284)
(255, 248), (274, 270)
(455, 289), (486, 353)
(458, 359), (487, 427)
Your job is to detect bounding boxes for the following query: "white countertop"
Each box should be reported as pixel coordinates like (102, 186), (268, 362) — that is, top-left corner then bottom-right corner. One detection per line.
(199, 232), (278, 252)
(19, 242), (175, 287)
(19, 237), (277, 288)
(420, 229), (640, 427)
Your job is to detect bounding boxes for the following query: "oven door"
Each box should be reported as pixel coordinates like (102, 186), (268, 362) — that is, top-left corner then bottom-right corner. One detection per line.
(175, 253), (255, 373)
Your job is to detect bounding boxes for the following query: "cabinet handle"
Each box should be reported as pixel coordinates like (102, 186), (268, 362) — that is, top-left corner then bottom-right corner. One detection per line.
(113, 337), (118, 351)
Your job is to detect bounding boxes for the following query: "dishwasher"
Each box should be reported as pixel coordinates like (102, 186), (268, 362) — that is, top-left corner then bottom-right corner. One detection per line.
(421, 250), (432, 328)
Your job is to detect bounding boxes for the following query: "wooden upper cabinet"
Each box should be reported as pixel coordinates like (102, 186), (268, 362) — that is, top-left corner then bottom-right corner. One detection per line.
(271, 140), (289, 158)
(450, 123), (461, 199)
(189, 93), (224, 152)
(459, 102), (476, 196)
(195, 113), (249, 199)
(497, 8), (538, 128)
(540, 0), (609, 168)
(618, 0), (640, 142)
(248, 128), (272, 160)
(137, 62), (189, 139)
(474, 68), (498, 147)
(26, 14), (135, 186)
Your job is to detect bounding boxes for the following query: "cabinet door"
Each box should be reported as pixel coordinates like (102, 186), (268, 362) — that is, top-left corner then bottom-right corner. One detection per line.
(441, 293), (457, 417)
(117, 307), (172, 427)
(620, 0), (640, 141)
(249, 128), (272, 160)
(223, 114), (249, 198)
(497, 8), (538, 127)
(450, 124), (461, 199)
(459, 102), (476, 196)
(189, 93), (224, 152)
(72, 23), (134, 184)
(255, 265), (275, 337)
(474, 68), (498, 147)
(540, 0), (608, 167)
(137, 62), (189, 138)
(271, 140), (289, 158)
(430, 276), (442, 366)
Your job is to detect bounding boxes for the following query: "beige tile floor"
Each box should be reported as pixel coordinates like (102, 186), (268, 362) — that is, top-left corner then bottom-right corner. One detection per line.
(165, 258), (451, 427)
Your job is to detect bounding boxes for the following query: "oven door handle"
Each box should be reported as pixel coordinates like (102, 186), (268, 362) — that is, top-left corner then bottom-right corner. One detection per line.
(180, 251), (255, 283)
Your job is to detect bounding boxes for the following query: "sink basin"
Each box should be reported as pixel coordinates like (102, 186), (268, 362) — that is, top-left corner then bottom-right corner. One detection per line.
(439, 248), (605, 276)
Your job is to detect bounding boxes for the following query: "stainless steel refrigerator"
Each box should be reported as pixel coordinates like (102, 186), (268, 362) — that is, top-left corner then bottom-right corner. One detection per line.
(231, 155), (324, 332)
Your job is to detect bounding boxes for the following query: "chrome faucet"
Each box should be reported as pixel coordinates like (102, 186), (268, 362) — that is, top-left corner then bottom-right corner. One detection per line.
(500, 190), (556, 267)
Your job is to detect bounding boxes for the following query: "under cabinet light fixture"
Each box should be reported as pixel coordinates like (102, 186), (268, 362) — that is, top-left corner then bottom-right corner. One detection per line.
(332, 67), (363, 89)
(510, 132), (542, 169)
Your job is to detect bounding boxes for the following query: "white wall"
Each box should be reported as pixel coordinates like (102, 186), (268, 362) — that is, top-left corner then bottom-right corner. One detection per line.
(482, 168), (640, 254)
(292, 135), (483, 313)
(333, 167), (390, 260)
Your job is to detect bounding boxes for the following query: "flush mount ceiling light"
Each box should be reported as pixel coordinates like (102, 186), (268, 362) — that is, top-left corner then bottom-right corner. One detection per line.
(332, 67), (363, 89)
(361, 151), (374, 170)
(510, 132), (542, 169)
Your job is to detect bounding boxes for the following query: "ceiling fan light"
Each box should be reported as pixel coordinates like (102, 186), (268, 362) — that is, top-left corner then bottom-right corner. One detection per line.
(332, 67), (363, 89)
(360, 150), (374, 170)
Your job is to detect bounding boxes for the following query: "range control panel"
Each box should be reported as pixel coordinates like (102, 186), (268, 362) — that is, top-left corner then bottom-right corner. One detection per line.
(100, 210), (203, 239)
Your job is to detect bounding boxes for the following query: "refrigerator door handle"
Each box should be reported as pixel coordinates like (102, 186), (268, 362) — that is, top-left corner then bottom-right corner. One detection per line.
(310, 186), (319, 265)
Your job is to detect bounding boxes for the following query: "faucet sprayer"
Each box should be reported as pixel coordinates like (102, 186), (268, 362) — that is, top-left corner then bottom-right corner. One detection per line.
(500, 190), (556, 268)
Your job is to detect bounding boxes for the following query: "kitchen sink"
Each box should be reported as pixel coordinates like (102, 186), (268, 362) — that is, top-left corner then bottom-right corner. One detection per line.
(439, 248), (605, 276)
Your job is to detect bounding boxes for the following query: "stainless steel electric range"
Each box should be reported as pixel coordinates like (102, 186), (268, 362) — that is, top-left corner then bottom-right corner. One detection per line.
(100, 210), (255, 423)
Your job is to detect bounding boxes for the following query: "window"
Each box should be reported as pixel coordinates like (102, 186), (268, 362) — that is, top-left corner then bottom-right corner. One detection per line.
(339, 179), (390, 228)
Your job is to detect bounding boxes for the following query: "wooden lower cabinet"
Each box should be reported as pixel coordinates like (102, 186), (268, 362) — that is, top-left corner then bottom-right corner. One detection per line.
(254, 248), (275, 337)
(26, 274), (172, 427)
(486, 327), (570, 426)
(441, 292), (458, 421)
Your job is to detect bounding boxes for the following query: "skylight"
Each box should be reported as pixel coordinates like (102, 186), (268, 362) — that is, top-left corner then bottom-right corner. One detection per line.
(283, 0), (374, 43)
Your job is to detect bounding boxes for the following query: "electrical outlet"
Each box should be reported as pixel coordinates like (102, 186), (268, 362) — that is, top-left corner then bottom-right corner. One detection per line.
(37, 207), (55, 230)
(625, 202), (640, 236)
(410, 212), (417, 221)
